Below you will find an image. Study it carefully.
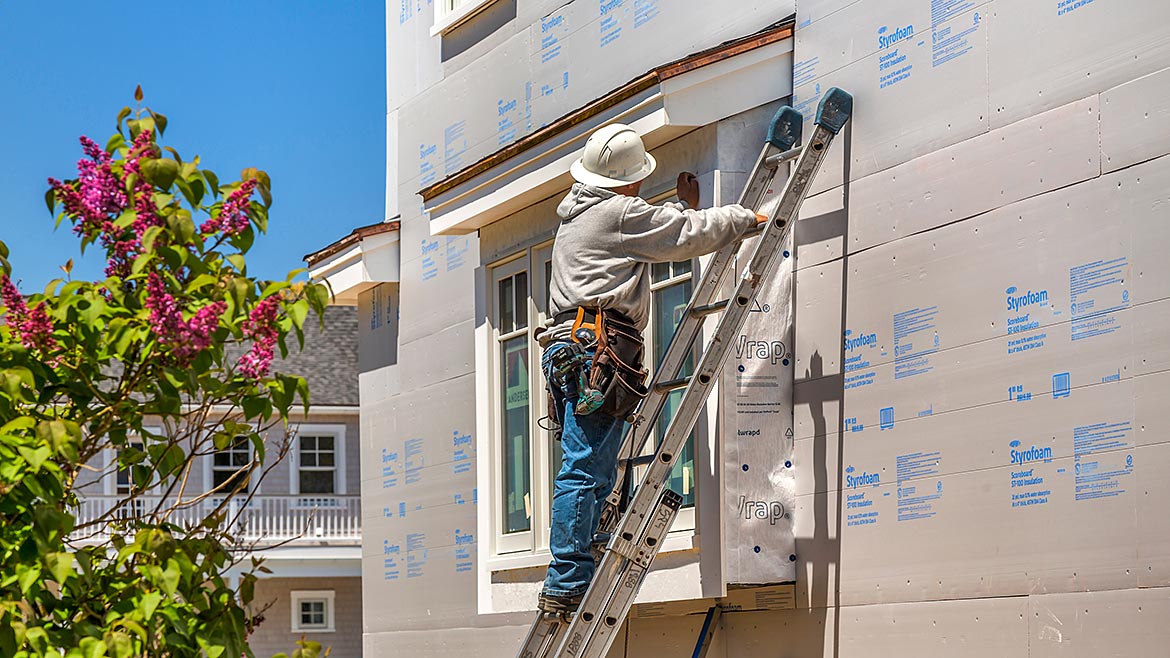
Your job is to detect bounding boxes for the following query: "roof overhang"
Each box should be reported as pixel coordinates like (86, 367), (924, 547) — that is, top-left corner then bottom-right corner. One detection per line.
(422, 21), (795, 236)
(304, 221), (401, 305)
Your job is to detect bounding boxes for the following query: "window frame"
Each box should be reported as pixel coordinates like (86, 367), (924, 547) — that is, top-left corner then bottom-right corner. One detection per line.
(288, 424), (348, 497)
(431, 0), (499, 36)
(485, 220), (710, 565)
(204, 434), (258, 495)
(489, 252), (540, 555)
(290, 590), (336, 633)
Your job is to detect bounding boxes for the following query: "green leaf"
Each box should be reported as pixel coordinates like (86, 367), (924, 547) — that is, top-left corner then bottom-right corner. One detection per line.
(134, 85), (143, 102)
(229, 277), (249, 309)
(160, 559), (181, 596)
(149, 110), (168, 136)
(180, 176), (205, 207)
(79, 637), (107, 658)
(186, 273), (218, 292)
(16, 563), (40, 593)
(113, 208), (137, 229)
(141, 158), (179, 190)
(227, 254), (247, 273)
(287, 298), (308, 330)
(116, 105), (132, 131)
(203, 170), (220, 198)
(45, 551), (73, 584)
(166, 210), (197, 244)
(139, 591), (163, 620)
(17, 445), (51, 471)
(249, 432), (266, 463)
(140, 225), (165, 253)
(106, 631), (133, 658)
(106, 132), (126, 154)
(44, 187), (56, 215)
(306, 283), (331, 314)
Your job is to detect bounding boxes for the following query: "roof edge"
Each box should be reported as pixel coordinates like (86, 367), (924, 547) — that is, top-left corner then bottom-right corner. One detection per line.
(304, 219), (401, 267)
(418, 18), (795, 202)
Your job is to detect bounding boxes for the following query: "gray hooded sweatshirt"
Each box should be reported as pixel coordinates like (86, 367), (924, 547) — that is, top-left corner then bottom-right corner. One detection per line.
(540, 183), (758, 346)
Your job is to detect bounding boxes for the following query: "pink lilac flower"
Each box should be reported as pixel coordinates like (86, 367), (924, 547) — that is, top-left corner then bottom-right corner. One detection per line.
(49, 131), (164, 278)
(237, 296), (280, 379)
(144, 272), (225, 363)
(200, 179), (258, 236)
(1, 275), (59, 358)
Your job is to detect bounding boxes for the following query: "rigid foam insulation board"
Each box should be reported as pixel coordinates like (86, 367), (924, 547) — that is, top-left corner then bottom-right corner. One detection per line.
(793, 1), (1170, 197)
(987, 0), (1170, 130)
(797, 94), (1101, 266)
(395, 1), (795, 202)
(782, 170), (1170, 610)
(1101, 65), (1170, 174)
(792, 0), (990, 196)
(1025, 588), (1170, 658)
(358, 283), (400, 373)
(360, 354), (481, 635)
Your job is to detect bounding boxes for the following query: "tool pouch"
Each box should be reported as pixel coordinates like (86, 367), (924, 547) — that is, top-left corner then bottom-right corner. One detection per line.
(589, 310), (649, 421)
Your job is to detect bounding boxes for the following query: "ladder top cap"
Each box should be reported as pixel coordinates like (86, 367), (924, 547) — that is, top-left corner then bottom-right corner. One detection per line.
(766, 106), (803, 151)
(815, 88), (853, 135)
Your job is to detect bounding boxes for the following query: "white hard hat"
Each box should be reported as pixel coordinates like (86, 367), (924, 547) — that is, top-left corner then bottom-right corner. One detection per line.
(570, 123), (656, 188)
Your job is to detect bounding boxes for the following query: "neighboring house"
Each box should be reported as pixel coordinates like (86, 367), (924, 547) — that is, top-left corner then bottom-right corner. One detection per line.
(313, 0), (1170, 656)
(73, 306), (363, 658)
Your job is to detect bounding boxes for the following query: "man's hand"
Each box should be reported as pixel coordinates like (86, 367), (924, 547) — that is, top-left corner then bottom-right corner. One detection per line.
(677, 172), (700, 209)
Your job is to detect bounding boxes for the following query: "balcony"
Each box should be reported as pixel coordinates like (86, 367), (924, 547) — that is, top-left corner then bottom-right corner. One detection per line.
(72, 494), (362, 546)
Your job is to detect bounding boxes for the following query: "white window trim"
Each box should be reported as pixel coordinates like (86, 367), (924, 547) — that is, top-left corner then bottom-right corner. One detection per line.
(489, 253), (539, 556)
(430, 0), (499, 37)
(288, 424), (348, 496)
(290, 590), (335, 633)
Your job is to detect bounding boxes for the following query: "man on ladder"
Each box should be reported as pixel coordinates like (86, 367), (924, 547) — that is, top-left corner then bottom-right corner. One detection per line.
(536, 123), (766, 614)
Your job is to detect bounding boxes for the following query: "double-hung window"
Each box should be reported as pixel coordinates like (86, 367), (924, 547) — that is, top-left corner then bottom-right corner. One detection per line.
(291, 425), (347, 498)
(488, 217), (705, 558)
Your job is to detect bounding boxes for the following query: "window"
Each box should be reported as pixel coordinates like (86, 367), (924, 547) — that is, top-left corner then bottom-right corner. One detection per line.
(290, 590), (335, 633)
(648, 260), (698, 510)
(211, 436), (251, 493)
(291, 425), (347, 496)
(432, 0), (498, 35)
(487, 225), (706, 559)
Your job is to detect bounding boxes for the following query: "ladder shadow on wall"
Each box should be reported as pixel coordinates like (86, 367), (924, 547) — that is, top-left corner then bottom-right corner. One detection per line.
(791, 120), (852, 657)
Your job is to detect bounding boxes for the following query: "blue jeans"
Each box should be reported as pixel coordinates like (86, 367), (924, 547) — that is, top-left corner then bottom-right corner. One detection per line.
(541, 342), (627, 597)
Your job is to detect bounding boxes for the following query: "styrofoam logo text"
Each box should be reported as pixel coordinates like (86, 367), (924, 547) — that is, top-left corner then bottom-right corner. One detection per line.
(878, 24), (914, 49)
(1009, 439), (1053, 465)
(845, 465), (880, 489)
(1006, 286), (1049, 313)
(843, 328), (877, 352)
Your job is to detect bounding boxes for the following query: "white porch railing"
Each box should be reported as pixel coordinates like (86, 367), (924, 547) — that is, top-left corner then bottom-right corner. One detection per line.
(72, 495), (362, 544)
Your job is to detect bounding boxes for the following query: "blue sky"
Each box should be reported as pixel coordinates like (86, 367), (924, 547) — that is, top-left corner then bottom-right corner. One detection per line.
(0, 1), (386, 291)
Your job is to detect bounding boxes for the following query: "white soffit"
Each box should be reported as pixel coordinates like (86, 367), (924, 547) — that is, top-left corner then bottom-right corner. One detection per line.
(427, 37), (795, 236)
(308, 228), (401, 305)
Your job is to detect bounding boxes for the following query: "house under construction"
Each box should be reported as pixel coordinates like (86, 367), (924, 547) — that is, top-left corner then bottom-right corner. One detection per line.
(306, 1), (1170, 655)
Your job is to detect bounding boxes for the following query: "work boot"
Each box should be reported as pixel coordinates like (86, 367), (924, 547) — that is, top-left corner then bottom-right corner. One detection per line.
(538, 591), (584, 615)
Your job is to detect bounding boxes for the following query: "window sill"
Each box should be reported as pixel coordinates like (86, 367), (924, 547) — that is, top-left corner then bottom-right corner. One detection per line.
(292, 626), (335, 634)
(430, 0), (498, 37)
(488, 530), (699, 574)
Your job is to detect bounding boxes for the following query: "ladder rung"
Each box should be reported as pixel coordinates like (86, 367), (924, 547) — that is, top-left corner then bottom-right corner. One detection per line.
(654, 376), (690, 393)
(765, 145), (802, 168)
(621, 454), (655, 468)
(690, 300), (729, 318)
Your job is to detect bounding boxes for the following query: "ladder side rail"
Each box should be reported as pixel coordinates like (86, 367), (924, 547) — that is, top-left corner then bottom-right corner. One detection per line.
(555, 117), (845, 658)
(560, 491), (684, 658)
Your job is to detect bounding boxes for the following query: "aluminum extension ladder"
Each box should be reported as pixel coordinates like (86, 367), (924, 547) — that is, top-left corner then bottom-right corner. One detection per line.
(518, 87), (854, 658)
